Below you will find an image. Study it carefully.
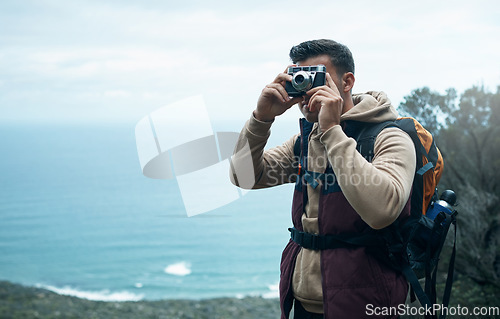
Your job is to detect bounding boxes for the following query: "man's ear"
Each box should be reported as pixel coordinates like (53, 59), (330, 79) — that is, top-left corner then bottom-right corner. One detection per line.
(342, 72), (355, 93)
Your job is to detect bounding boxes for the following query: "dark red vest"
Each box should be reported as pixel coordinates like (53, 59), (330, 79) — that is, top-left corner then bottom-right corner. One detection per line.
(279, 119), (411, 319)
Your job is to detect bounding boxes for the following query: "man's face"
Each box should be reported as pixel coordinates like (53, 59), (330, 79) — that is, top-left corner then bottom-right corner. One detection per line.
(296, 55), (343, 123)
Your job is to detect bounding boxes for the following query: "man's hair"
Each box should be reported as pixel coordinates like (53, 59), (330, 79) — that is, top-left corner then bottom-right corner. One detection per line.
(289, 39), (355, 75)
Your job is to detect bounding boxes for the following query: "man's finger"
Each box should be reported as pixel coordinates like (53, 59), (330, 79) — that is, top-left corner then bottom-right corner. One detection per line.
(325, 72), (341, 96)
(263, 86), (288, 104)
(266, 83), (291, 102)
(283, 64), (296, 73)
(273, 72), (293, 84)
(305, 85), (336, 98)
(285, 96), (302, 108)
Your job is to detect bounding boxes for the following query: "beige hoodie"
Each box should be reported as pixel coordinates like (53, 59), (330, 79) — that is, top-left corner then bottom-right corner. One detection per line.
(231, 91), (416, 314)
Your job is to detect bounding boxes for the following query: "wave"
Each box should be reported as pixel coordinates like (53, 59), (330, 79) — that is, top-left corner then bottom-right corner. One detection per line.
(262, 282), (279, 299)
(164, 261), (192, 276)
(236, 282), (279, 299)
(36, 284), (144, 302)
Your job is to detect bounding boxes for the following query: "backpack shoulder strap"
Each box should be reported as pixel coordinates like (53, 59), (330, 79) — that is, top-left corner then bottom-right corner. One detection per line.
(294, 120), (399, 162)
(293, 118), (315, 158)
(293, 135), (301, 158)
(354, 120), (399, 162)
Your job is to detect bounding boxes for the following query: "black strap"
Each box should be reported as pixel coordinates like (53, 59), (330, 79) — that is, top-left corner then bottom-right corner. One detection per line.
(295, 119), (315, 217)
(425, 213), (446, 305)
(401, 262), (433, 309)
(354, 120), (398, 161)
(439, 218), (457, 319)
(288, 227), (384, 251)
(417, 162), (435, 176)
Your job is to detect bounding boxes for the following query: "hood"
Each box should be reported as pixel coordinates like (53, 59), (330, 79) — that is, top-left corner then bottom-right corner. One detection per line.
(341, 91), (399, 123)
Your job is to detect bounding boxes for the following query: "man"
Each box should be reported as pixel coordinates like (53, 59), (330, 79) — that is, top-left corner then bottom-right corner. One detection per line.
(230, 39), (416, 319)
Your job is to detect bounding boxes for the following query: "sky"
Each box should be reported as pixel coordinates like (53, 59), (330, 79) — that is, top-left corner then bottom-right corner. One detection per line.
(1, 0), (499, 130)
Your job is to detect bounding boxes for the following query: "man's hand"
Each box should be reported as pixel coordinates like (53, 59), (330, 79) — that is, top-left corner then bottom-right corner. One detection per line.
(254, 68), (302, 122)
(306, 73), (344, 132)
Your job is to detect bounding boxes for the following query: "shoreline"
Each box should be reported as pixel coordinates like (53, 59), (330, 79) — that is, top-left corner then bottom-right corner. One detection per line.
(32, 282), (279, 303)
(2, 277), (500, 318)
(0, 280), (280, 319)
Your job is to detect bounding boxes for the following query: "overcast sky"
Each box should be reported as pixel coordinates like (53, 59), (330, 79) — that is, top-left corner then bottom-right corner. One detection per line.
(1, 0), (499, 128)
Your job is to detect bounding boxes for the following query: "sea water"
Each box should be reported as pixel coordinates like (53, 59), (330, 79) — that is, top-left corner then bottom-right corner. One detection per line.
(0, 123), (294, 301)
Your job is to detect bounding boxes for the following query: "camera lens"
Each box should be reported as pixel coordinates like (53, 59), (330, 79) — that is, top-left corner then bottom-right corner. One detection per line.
(295, 74), (305, 84)
(292, 71), (312, 92)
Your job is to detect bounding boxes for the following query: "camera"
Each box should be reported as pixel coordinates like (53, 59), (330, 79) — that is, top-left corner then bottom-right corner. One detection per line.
(285, 65), (327, 97)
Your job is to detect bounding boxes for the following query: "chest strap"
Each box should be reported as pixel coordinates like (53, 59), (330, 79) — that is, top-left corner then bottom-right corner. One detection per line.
(301, 170), (336, 189)
(288, 227), (384, 250)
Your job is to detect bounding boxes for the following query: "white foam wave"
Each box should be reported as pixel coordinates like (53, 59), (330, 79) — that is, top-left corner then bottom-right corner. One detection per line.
(164, 261), (192, 276)
(262, 283), (279, 299)
(37, 284), (144, 301)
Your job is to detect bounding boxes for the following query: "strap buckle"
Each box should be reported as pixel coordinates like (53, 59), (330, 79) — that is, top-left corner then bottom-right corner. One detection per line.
(289, 227), (322, 250)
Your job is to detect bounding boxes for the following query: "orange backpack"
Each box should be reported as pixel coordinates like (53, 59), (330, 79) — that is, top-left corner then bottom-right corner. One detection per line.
(356, 117), (444, 216)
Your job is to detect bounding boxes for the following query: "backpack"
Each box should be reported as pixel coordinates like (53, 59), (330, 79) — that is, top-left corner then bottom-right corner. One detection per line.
(356, 118), (457, 316)
(291, 117), (458, 319)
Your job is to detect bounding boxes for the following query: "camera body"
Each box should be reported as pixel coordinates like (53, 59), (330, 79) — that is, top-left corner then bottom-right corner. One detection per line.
(285, 65), (326, 97)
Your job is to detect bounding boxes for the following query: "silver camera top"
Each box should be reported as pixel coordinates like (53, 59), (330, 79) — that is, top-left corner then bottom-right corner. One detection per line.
(287, 65), (327, 74)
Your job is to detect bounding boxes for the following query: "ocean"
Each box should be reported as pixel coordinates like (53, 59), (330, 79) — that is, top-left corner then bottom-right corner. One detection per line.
(0, 123), (295, 301)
